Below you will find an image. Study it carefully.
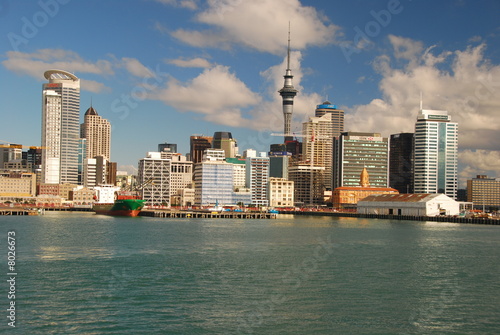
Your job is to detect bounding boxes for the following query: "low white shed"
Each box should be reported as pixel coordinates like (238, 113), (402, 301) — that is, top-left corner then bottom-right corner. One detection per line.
(357, 193), (460, 216)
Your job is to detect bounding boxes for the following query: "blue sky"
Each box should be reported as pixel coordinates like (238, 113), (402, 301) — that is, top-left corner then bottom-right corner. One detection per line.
(1, 0), (499, 186)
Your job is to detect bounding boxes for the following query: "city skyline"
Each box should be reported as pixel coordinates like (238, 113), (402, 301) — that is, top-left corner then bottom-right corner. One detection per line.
(1, 0), (499, 188)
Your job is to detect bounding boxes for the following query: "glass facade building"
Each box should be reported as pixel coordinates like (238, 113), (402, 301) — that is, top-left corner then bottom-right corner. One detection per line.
(41, 70), (80, 184)
(334, 132), (389, 189)
(414, 110), (458, 199)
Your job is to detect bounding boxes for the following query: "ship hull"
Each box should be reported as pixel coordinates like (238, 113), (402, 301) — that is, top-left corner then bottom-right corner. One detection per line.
(93, 199), (146, 217)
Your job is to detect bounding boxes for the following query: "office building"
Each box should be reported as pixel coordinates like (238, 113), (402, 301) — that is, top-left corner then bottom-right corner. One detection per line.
(289, 164), (325, 206)
(467, 175), (500, 211)
(268, 177), (294, 207)
(138, 152), (171, 206)
(246, 153), (270, 206)
(194, 158), (234, 206)
(80, 106), (111, 160)
(190, 135), (213, 164)
(414, 109), (458, 199)
(314, 100), (344, 138)
(302, 112), (334, 191)
(41, 70), (80, 184)
(212, 132), (238, 158)
(334, 132), (389, 189)
(389, 133), (414, 193)
(158, 142), (177, 154)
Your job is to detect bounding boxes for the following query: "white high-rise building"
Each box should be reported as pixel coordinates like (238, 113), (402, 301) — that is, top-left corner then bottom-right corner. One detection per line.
(246, 153), (270, 206)
(41, 70), (80, 184)
(414, 109), (458, 199)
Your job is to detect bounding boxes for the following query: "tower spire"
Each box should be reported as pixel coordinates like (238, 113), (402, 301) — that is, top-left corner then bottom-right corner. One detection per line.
(279, 23), (298, 143)
(287, 21), (291, 71)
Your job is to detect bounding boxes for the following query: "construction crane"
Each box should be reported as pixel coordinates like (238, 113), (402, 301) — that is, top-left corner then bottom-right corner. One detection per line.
(0, 140), (48, 150)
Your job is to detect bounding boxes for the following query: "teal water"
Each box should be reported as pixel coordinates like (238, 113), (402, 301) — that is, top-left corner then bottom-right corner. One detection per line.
(0, 212), (499, 334)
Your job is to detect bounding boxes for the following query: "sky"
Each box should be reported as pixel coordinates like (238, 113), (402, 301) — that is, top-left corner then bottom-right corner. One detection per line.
(1, 0), (499, 187)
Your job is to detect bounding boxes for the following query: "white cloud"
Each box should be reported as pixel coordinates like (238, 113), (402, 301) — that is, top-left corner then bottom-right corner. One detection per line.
(347, 36), (500, 179)
(121, 57), (155, 78)
(166, 57), (212, 68)
(2, 49), (113, 92)
(346, 36), (500, 182)
(147, 65), (261, 126)
(459, 150), (500, 186)
(153, 0), (197, 10)
(170, 0), (341, 54)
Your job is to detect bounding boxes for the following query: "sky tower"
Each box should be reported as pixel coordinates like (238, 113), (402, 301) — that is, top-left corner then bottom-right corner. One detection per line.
(278, 25), (298, 143)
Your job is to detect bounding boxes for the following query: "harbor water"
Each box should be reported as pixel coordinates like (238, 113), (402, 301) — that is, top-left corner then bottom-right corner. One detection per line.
(1, 212), (499, 334)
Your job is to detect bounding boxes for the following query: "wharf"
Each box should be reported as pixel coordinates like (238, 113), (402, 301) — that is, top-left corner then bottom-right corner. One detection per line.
(0, 208), (39, 216)
(140, 210), (277, 219)
(285, 211), (500, 225)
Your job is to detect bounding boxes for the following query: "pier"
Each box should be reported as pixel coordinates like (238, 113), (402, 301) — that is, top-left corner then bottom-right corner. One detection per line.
(140, 210), (277, 219)
(0, 208), (39, 215)
(285, 210), (500, 225)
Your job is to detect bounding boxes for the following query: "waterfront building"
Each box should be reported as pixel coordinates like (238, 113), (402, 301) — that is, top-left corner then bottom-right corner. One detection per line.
(331, 167), (398, 210)
(0, 171), (37, 200)
(357, 193), (460, 216)
(389, 133), (414, 193)
(246, 153), (270, 206)
(226, 157), (247, 190)
(190, 135), (213, 164)
(289, 164), (325, 206)
(467, 175), (500, 211)
(38, 183), (79, 200)
(414, 109), (458, 199)
(68, 186), (95, 207)
(41, 70), (80, 184)
(212, 132), (238, 158)
(138, 152), (171, 206)
(302, 112), (335, 191)
(314, 100), (344, 138)
(334, 132), (389, 189)
(194, 158), (233, 206)
(268, 177), (294, 207)
(168, 154), (193, 205)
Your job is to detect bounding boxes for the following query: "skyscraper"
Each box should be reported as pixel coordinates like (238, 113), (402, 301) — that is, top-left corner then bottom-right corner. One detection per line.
(80, 106), (111, 160)
(414, 109), (458, 198)
(314, 100), (344, 138)
(190, 135), (213, 164)
(334, 132), (389, 189)
(41, 70), (80, 184)
(389, 133), (414, 193)
(278, 27), (298, 143)
(302, 112), (334, 191)
(212, 131), (238, 158)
